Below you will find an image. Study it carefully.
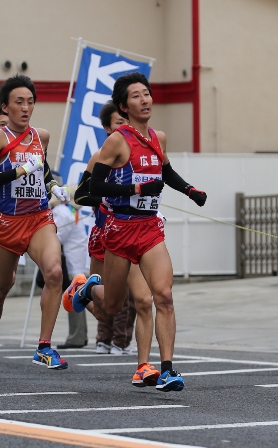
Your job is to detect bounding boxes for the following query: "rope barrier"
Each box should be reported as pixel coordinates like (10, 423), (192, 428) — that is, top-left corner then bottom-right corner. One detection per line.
(57, 203), (278, 240)
(161, 203), (278, 240)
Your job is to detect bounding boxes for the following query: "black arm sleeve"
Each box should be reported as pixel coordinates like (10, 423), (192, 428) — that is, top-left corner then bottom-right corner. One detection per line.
(90, 162), (135, 197)
(44, 159), (54, 184)
(74, 170), (102, 207)
(0, 168), (17, 185)
(162, 162), (192, 196)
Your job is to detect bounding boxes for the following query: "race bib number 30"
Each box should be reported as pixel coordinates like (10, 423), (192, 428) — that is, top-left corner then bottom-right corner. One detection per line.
(11, 163), (46, 200)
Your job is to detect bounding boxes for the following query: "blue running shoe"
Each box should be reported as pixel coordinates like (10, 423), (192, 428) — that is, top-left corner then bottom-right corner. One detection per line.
(32, 348), (68, 369)
(156, 370), (184, 392)
(72, 273), (102, 313)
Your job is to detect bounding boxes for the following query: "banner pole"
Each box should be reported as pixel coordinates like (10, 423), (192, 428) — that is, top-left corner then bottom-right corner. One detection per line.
(71, 37), (156, 66)
(54, 37), (84, 171)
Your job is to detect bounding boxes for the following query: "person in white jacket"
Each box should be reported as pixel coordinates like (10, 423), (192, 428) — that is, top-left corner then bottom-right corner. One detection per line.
(50, 184), (89, 348)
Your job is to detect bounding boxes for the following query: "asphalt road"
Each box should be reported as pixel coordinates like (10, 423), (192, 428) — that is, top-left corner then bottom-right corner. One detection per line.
(1, 276), (278, 447)
(1, 346), (278, 447)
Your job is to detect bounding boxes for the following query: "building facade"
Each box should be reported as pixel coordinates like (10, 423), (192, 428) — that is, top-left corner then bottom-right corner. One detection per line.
(1, 0), (277, 168)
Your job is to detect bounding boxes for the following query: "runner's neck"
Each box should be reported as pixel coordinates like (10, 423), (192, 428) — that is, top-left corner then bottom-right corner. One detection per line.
(7, 126), (29, 135)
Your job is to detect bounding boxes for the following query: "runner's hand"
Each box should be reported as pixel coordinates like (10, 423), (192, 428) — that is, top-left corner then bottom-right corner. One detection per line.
(51, 186), (70, 203)
(22, 155), (43, 175)
(188, 187), (207, 207)
(138, 179), (164, 196)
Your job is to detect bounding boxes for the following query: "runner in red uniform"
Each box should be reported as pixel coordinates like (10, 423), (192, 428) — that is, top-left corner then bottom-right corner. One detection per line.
(66, 72), (207, 391)
(0, 75), (70, 369)
(71, 100), (159, 384)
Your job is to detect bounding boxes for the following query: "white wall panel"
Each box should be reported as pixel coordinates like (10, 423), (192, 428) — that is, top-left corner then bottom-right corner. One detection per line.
(163, 153), (278, 277)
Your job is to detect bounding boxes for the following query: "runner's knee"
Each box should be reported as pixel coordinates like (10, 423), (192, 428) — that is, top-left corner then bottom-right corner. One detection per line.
(43, 262), (63, 288)
(135, 294), (153, 316)
(102, 299), (123, 316)
(0, 275), (15, 301)
(153, 288), (174, 311)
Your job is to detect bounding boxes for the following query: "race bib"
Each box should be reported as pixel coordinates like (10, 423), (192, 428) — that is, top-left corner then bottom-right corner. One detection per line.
(11, 163), (46, 200)
(130, 172), (162, 211)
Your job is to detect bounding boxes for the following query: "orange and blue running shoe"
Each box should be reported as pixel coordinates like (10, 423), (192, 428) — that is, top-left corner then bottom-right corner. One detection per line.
(62, 274), (87, 312)
(132, 363), (160, 387)
(32, 348), (68, 369)
(72, 273), (102, 313)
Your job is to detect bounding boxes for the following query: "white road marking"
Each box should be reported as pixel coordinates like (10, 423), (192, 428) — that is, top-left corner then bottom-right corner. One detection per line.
(4, 351), (278, 367)
(0, 392), (77, 397)
(92, 420), (278, 434)
(255, 384), (278, 388)
(173, 354), (278, 367)
(4, 357), (210, 365)
(77, 361), (203, 367)
(0, 405), (188, 415)
(180, 368), (278, 376)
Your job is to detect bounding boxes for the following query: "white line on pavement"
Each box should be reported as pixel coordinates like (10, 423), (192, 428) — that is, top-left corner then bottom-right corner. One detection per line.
(180, 367), (278, 376)
(4, 351), (278, 367)
(0, 405), (188, 415)
(172, 354), (278, 367)
(93, 420), (278, 434)
(76, 361), (207, 366)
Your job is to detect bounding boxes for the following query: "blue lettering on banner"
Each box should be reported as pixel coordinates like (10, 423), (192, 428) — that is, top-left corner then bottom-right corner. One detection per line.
(59, 47), (151, 186)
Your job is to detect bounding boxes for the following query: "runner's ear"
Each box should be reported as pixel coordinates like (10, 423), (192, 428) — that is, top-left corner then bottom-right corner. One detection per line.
(119, 103), (127, 113)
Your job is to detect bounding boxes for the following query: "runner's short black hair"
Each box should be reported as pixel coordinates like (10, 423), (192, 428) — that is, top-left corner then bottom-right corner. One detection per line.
(99, 100), (117, 128)
(0, 74), (37, 105)
(112, 72), (152, 119)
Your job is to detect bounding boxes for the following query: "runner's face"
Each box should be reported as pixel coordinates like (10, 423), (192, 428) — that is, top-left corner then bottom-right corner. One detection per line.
(2, 87), (35, 129)
(122, 82), (152, 122)
(104, 112), (126, 134)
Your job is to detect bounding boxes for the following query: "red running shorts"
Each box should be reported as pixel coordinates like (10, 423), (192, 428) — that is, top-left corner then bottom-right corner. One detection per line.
(0, 209), (55, 255)
(88, 224), (105, 262)
(100, 214), (165, 264)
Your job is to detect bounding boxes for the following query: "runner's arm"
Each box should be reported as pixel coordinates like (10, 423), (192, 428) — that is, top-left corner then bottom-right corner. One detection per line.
(162, 162), (207, 207)
(0, 168), (17, 185)
(74, 170), (102, 207)
(162, 162), (192, 194)
(0, 157), (42, 185)
(90, 162), (136, 196)
(90, 163), (164, 197)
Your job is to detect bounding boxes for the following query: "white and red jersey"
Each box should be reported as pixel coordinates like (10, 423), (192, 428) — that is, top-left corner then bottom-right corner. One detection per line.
(0, 126), (48, 215)
(105, 125), (164, 214)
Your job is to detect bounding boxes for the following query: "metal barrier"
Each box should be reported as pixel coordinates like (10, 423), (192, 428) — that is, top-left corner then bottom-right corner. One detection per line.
(236, 192), (278, 278)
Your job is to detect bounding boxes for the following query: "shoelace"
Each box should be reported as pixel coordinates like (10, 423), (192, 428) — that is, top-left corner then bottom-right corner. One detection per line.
(146, 363), (156, 370)
(169, 370), (181, 377)
(50, 350), (61, 358)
